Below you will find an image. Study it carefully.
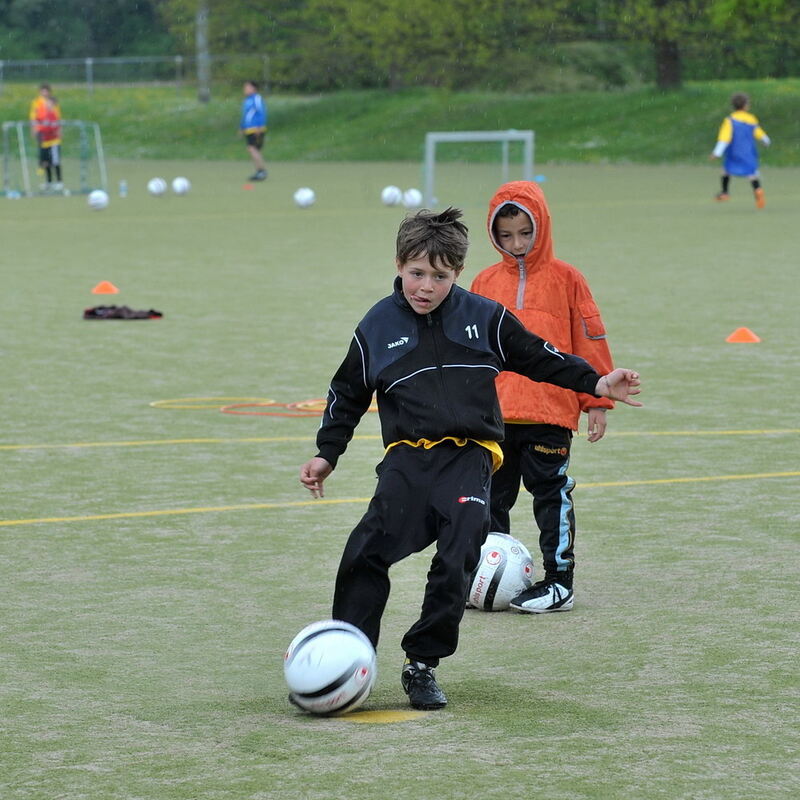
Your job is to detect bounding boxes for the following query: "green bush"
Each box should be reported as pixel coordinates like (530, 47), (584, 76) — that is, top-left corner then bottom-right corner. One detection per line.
(480, 40), (645, 94)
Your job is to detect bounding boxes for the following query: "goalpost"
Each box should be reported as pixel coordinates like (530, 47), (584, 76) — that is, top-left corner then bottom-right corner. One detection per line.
(2, 120), (108, 197)
(423, 129), (535, 208)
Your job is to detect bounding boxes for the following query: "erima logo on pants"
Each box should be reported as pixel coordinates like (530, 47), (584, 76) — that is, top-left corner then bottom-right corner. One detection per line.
(387, 336), (410, 349)
(458, 495), (486, 505)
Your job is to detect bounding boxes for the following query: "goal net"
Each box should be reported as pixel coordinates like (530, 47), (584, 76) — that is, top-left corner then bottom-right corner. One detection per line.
(422, 130), (535, 208)
(2, 120), (108, 197)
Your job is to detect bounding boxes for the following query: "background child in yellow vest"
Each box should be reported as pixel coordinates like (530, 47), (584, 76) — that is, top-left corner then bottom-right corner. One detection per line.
(710, 92), (771, 209)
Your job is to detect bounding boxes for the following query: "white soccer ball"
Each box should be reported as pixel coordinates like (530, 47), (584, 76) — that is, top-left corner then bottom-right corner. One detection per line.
(467, 532), (535, 611)
(402, 188), (423, 208)
(147, 177), (167, 196)
(293, 187), (316, 208)
(87, 189), (109, 210)
(171, 177), (191, 195)
(381, 185), (403, 206)
(284, 619), (377, 715)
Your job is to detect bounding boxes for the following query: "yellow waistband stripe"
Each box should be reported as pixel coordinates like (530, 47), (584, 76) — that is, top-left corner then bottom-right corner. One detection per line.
(386, 437), (503, 472)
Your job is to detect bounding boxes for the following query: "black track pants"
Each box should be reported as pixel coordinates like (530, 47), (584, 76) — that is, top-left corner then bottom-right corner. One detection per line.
(332, 441), (492, 666)
(489, 424), (575, 584)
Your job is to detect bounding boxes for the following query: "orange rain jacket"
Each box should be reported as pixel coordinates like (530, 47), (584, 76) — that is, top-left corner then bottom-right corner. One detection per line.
(470, 181), (614, 430)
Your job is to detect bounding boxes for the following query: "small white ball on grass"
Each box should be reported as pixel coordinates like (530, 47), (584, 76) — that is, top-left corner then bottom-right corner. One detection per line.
(171, 177), (191, 195)
(402, 188), (423, 208)
(381, 185), (403, 206)
(87, 189), (109, 210)
(293, 187), (316, 208)
(147, 177), (167, 196)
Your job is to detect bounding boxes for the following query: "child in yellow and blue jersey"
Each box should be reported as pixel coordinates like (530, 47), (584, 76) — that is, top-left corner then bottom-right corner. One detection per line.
(710, 92), (770, 209)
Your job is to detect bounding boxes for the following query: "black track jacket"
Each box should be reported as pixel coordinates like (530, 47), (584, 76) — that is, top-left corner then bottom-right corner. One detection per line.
(316, 277), (603, 469)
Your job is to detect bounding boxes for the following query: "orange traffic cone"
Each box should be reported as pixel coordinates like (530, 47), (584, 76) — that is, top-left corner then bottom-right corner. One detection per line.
(92, 281), (119, 294)
(726, 327), (761, 343)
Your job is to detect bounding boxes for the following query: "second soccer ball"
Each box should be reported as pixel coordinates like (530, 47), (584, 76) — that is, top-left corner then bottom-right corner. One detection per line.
(467, 532), (534, 611)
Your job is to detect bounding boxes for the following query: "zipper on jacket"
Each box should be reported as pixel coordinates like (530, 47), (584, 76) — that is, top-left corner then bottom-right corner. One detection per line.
(426, 312), (460, 429)
(515, 256), (526, 310)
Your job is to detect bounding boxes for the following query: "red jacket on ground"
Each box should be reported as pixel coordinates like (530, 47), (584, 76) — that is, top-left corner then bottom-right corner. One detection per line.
(470, 181), (614, 430)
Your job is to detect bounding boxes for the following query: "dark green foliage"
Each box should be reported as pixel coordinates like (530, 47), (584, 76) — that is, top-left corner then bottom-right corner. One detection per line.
(0, 0), (173, 58)
(0, 1), (798, 91)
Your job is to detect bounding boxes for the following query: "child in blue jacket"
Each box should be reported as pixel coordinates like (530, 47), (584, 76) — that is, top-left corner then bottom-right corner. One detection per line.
(239, 80), (268, 181)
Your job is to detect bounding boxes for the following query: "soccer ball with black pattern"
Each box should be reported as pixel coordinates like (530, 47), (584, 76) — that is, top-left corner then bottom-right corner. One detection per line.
(467, 532), (534, 611)
(284, 620), (376, 715)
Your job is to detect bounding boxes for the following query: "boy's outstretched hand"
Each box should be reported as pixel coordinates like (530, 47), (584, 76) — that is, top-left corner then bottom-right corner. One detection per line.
(595, 369), (643, 406)
(300, 456), (333, 498)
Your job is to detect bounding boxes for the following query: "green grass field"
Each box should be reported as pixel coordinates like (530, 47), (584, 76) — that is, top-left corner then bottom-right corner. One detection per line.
(2, 79), (799, 164)
(2, 159), (799, 800)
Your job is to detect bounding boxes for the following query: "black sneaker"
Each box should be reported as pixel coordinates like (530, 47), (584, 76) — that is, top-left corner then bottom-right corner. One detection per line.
(249, 169), (268, 181)
(509, 579), (574, 613)
(401, 660), (447, 710)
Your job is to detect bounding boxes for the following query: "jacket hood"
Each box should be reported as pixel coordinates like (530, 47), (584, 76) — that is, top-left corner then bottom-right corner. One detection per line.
(487, 181), (555, 273)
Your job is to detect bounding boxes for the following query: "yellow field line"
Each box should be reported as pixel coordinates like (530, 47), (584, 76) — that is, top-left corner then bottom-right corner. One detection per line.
(609, 429), (800, 437)
(2, 429), (798, 451)
(1, 470), (798, 528)
(578, 471), (800, 488)
(0, 435), (347, 451)
(0, 498), (366, 527)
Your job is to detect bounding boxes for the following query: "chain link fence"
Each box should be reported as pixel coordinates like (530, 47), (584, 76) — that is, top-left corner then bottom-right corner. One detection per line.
(0, 54), (270, 94)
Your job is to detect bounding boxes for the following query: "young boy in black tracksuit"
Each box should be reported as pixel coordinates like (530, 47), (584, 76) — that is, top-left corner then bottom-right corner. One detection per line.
(299, 208), (642, 710)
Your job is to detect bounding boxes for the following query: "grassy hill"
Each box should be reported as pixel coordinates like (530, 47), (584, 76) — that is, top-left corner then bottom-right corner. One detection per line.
(2, 79), (798, 164)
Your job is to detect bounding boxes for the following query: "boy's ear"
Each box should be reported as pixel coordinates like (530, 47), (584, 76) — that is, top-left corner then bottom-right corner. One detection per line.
(395, 258), (403, 272)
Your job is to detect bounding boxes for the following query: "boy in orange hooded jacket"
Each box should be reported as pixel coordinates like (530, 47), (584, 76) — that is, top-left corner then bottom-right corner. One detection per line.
(470, 181), (614, 613)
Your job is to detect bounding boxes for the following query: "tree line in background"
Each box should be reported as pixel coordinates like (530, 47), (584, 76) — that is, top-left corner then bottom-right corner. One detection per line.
(0, 0), (797, 92)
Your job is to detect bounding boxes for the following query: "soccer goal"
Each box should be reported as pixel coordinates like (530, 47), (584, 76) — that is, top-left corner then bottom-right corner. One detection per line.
(423, 130), (535, 208)
(2, 120), (108, 197)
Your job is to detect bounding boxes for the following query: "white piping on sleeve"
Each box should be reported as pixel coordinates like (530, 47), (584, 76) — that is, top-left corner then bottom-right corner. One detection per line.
(325, 387), (338, 421)
(354, 332), (368, 389)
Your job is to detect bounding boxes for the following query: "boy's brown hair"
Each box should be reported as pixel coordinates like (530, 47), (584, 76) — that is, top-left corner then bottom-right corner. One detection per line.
(396, 207), (469, 271)
(731, 92), (749, 110)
